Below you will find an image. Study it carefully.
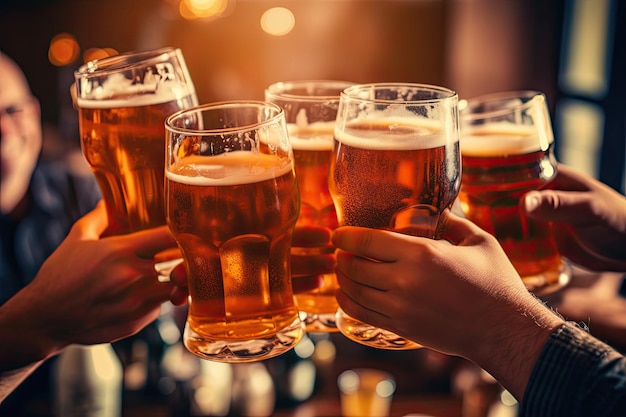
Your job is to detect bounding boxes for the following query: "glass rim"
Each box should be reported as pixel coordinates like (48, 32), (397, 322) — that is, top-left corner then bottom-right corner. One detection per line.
(265, 80), (357, 101)
(459, 90), (546, 121)
(74, 46), (180, 79)
(340, 82), (457, 104)
(165, 100), (285, 135)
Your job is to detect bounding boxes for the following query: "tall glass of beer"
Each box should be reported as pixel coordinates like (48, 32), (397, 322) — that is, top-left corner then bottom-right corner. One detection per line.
(165, 101), (305, 362)
(329, 83), (461, 350)
(265, 80), (355, 333)
(74, 47), (198, 236)
(458, 90), (571, 295)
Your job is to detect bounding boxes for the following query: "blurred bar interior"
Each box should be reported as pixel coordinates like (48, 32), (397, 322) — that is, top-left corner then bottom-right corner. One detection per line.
(1, 0), (624, 194)
(1, 0), (624, 416)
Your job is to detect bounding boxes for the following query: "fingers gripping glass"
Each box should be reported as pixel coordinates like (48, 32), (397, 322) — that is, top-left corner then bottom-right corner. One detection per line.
(72, 47), (198, 282)
(329, 83), (461, 350)
(458, 90), (571, 295)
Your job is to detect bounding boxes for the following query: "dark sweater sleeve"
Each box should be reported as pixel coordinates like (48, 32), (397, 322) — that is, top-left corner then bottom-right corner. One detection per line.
(519, 322), (626, 417)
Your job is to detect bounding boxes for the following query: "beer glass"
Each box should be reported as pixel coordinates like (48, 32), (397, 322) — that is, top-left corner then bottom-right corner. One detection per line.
(265, 80), (355, 333)
(74, 47), (198, 236)
(165, 101), (305, 362)
(458, 90), (571, 295)
(329, 83), (461, 350)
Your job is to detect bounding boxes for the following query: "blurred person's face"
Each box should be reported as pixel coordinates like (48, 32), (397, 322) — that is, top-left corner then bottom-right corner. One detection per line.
(0, 55), (42, 213)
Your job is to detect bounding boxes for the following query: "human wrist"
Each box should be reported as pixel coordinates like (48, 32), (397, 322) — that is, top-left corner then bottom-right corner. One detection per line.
(0, 288), (63, 371)
(467, 291), (564, 400)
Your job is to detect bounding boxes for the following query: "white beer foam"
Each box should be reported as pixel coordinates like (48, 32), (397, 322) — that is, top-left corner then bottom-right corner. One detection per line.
(336, 116), (456, 151)
(287, 121), (334, 151)
(77, 72), (193, 108)
(460, 122), (552, 157)
(166, 151), (293, 186)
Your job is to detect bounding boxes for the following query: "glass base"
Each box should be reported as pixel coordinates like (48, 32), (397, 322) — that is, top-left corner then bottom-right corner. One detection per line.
(183, 317), (305, 363)
(522, 260), (572, 296)
(300, 311), (340, 333)
(336, 308), (422, 350)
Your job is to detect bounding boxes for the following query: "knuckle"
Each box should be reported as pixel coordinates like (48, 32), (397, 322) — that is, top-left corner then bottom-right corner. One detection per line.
(357, 229), (375, 253)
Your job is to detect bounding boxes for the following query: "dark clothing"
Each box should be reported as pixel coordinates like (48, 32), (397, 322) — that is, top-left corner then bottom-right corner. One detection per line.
(521, 322), (626, 417)
(0, 160), (100, 304)
(0, 159), (100, 415)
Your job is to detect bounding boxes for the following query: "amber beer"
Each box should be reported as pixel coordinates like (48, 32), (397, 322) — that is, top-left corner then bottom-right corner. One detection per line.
(288, 121), (339, 326)
(330, 118), (460, 349)
(74, 47), (197, 237)
(166, 150), (303, 361)
(78, 94), (195, 235)
(265, 80), (354, 333)
(330, 119), (460, 239)
(330, 83), (460, 350)
(459, 124), (564, 291)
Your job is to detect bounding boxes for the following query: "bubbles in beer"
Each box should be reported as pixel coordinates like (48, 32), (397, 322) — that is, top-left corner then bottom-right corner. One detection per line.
(459, 123), (563, 292)
(165, 148), (301, 345)
(331, 117), (460, 239)
(177, 232), (224, 301)
(78, 95), (197, 235)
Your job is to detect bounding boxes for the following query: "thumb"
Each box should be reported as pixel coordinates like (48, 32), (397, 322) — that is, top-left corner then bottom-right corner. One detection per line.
(522, 190), (594, 225)
(442, 213), (487, 246)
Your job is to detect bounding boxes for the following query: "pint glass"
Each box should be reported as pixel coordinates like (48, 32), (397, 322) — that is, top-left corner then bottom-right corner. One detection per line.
(165, 101), (305, 362)
(458, 91), (571, 295)
(329, 83), (461, 350)
(265, 80), (355, 333)
(74, 47), (198, 236)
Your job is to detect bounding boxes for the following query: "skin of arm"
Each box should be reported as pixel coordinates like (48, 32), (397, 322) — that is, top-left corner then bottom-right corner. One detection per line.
(332, 213), (565, 400)
(0, 202), (181, 399)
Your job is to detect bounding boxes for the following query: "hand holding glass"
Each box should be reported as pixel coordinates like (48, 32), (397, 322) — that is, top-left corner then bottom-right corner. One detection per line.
(458, 90), (571, 295)
(165, 101), (305, 363)
(329, 83), (461, 350)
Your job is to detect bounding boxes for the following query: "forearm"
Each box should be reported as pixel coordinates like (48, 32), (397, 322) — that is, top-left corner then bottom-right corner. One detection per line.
(0, 298), (51, 402)
(0, 287), (61, 373)
(0, 361), (43, 403)
(467, 292), (565, 401)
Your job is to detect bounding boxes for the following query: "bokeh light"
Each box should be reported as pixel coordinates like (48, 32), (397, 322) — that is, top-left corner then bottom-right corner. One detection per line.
(179, 0), (230, 20)
(83, 48), (119, 64)
(48, 33), (80, 66)
(260, 7), (295, 36)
